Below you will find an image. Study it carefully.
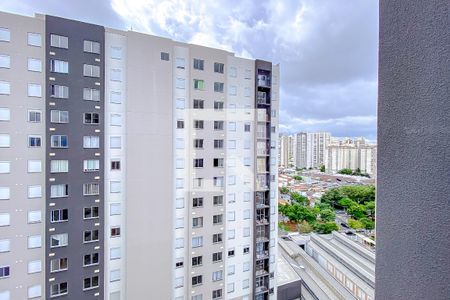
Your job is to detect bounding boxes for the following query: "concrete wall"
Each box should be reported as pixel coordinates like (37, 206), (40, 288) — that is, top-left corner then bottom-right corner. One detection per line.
(377, 1), (450, 299)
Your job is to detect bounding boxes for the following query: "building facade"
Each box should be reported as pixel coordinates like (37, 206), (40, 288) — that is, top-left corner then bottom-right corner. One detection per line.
(0, 11), (279, 300)
(293, 132), (330, 169)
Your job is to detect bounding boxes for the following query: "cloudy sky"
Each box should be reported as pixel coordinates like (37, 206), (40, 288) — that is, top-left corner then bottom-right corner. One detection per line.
(0, 0), (379, 140)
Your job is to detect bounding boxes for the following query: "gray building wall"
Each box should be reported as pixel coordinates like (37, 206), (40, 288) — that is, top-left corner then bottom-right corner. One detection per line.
(45, 15), (105, 299)
(377, 1), (450, 299)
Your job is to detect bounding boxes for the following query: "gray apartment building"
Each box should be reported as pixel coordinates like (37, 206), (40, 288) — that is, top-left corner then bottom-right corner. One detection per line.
(0, 11), (279, 300)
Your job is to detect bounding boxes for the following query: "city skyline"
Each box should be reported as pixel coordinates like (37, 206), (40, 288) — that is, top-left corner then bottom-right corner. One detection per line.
(0, 0), (379, 140)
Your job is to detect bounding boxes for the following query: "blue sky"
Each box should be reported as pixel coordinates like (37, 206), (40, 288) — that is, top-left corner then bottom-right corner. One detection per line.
(0, 0), (379, 140)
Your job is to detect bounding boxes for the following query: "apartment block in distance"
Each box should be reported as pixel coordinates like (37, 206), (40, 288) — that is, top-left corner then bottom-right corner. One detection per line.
(0, 11), (279, 300)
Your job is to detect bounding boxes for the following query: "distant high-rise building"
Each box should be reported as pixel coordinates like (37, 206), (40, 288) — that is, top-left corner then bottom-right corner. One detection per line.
(279, 135), (294, 168)
(293, 132), (330, 169)
(326, 138), (377, 175)
(0, 11), (279, 300)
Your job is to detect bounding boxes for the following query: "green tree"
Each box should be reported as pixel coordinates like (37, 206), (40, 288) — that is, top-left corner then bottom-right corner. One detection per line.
(314, 222), (339, 234)
(290, 192), (308, 205)
(347, 203), (367, 219)
(360, 217), (375, 230)
(348, 218), (365, 229)
(338, 168), (353, 175)
(365, 201), (375, 218)
(320, 165), (326, 172)
(293, 175), (303, 181)
(319, 209), (336, 222)
(298, 221), (314, 233)
(283, 204), (317, 223)
(338, 197), (356, 208)
(279, 186), (290, 195)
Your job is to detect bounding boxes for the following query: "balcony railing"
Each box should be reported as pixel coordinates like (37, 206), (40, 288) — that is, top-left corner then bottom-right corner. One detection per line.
(256, 250), (269, 260)
(257, 75), (271, 88)
(257, 91), (269, 105)
(256, 218), (269, 225)
(255, 285), (269, 294)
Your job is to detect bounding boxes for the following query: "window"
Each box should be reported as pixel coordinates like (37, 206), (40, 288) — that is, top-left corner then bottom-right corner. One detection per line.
(110, 247), (121, 260)
(193, 217), (203, 228)
(50, 34), (68, 48)
(228, 265), (235, 275)
(244, 192), (251, 202)
(28, 285), (42, 298)
(213, 176), (224, 187)
(175, 158), (184, 169)
(83, 64), (100, 77)
(28, 260), (42, 274)
(193, 197), (203, 208)
(243, 209), (251, 220)
(0, 27), (10, 42)
(111, 181), (121, 193)
(244, 157), (251, 166)
(161, 52), (170, 61)
(213, 214), (223, 225)
(84, 207), (99, 219)
(0, 239), (10, 252)
(50, 257), (68, 273)
(27, 185), (41, 198)
(0, 81), (10, 95)
(50, 233), (68, 248)
(50, 209), (68, 223)
(193, 178), (203, 188)
(214, 101), (224, 110)
(0, 108), (10, 121)
(175, 178), (184, 189)
(84, 40), (101, 54)
(192, 256), (202, 267)
(111, 46), (122, 59)
(28, 58), (42, 72)
(28, 110), (41, 123)
(229, 66), (237, 77)
(110, 136), (121, 148)
(0, 266), (10, 279)
(177, 119), (184, 129)
(84, 112), (100, 124)
(50, 110), (69, 123)
(228, 283), (235, 293)
(243, 227), (250, 237)
(193, 99), (204, 109)
(83, 88), (100, 101)
(83, 183), (99, 196)
(28, 210), (42, 223)
(228, 140), (236, 149)
(192, 295), (203, 300)
(50, 59), (68, 73)
(50, 135), (68, 148)
(28, 235), (41, 249)
(213, 233), (223, 244)
(213, 195), (223, 206)
(193, 59), (204, 70)
(214, 139), (224, 149)
(228, 248), (235, 257)
(0, 134), (10, 147)
(175, 218), (184, 229)
(28, 84), (42, 97)
(244, 123), (251, 132)
(175, 57), (185, 69)
(110, 203), (121, 215)
(193, 120), (204, 129)
(214, 121), (224, 130)
(83, 276), (99, 290)
(212, 270), (223, 282)
(84, 136), (100, 148)
(28, 32), (42, 47)
(212, 289), (222, 300)
(111, 159), (121, 170)
(244, 87), (251, 97)
(27, 136), (41, 148)
(110, 91), (121, 103)
(0, 55), (10, 69)
(214, 62), (224, 73)
(229, 85), (237, 96)
(0, 186), (11, 200)
(0, 162), (10, 174)
(83, 160), (100, 172)
(175, 277), (183, 288)
(0, 214), (10, 226)
(193, 158), (204, 168)
(50, 160), (69, 173)
(243, 262), (250, 271)
(111, 114), (122, 126)
(243, 279), (250, 289)
(50, 84), (69, 98)
(243, 246), (250, 254)
(50, 184), (69, 198)
(175, 198), (184, 209)
(84, 253), (99, 266)
(111, 69), (122, 81)
(175, 238), (184, 249)
(193, 79), (205, 90)
(192, 275), (202, 286)
(192, 236), (203, 248)
(176, 98), (185, 109)
(214, 82), (224, 93)
(175, 78), (185, 89)
(228, 122), (236, 131)
(194, 139), (204, 149)
(111, 226), (121, 237)
(84, 230), (99, 243)
(228, 211), (235, 221)
(50, 282), (68, 298)
(228, 175), (236, 185)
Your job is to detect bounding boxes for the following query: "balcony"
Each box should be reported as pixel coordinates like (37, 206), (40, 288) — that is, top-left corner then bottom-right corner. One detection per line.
(256, 269), (269, 277)
(255, 285), (269, 294)
(256, 250), (269, 260)
(257, 91), (269, 105)
(256, 131), (268, 139)
(257, 147), (270, 156)
(257, 75), (271, 88)
(256, 218), (269, 226)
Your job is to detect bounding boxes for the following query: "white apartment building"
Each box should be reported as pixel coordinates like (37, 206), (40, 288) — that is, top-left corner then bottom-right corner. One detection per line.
(294, 132), (330, 169)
